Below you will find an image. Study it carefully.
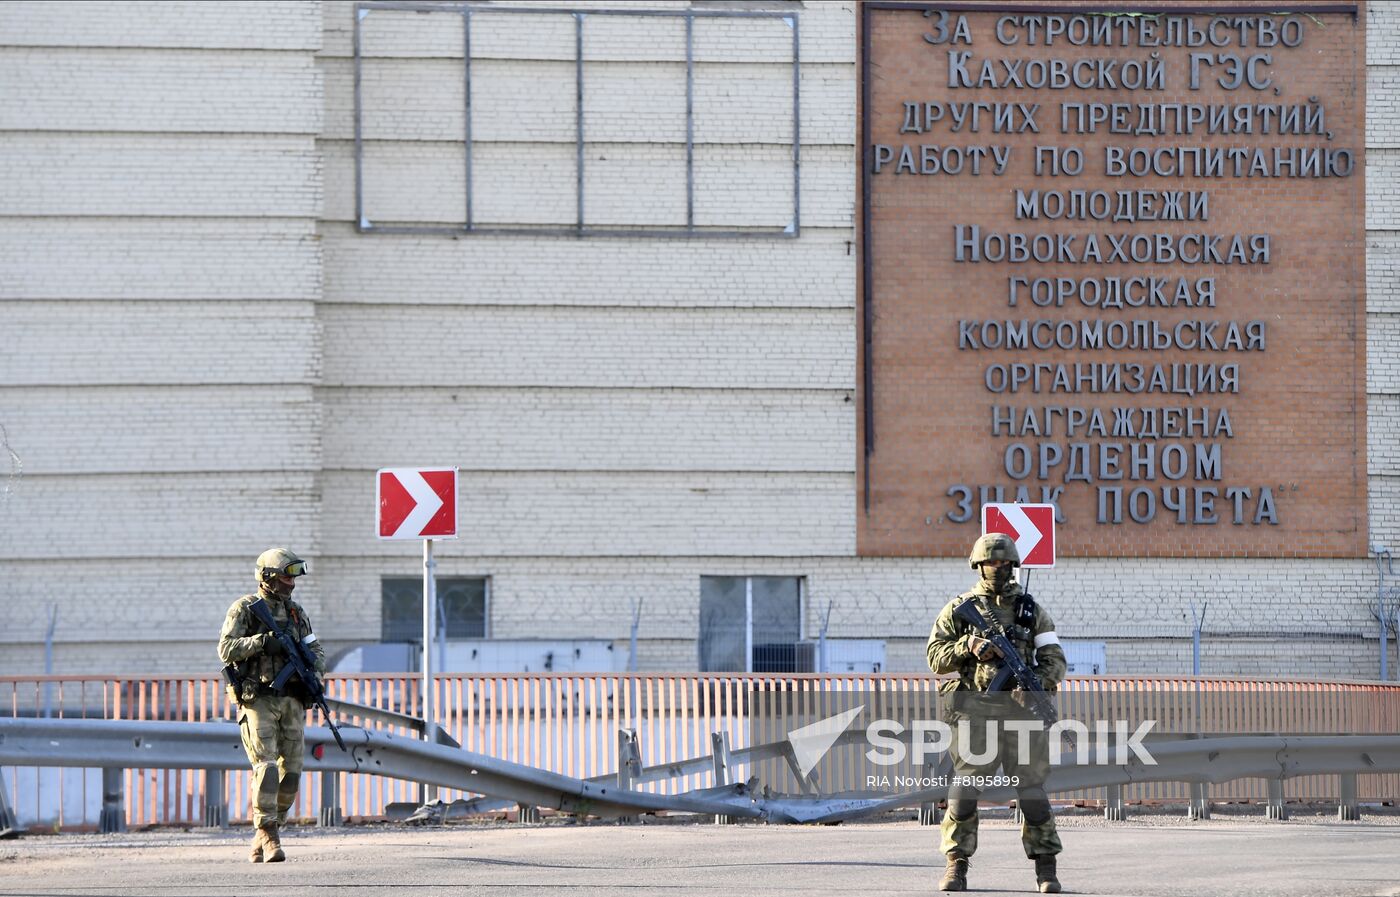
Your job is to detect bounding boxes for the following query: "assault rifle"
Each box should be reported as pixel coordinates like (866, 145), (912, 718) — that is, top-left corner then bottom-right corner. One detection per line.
(952, 596), (1059, 727)
(249, 597), (347, 752)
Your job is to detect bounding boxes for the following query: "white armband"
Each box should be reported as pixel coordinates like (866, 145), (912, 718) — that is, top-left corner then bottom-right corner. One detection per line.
(1033, 631), (1060, 649)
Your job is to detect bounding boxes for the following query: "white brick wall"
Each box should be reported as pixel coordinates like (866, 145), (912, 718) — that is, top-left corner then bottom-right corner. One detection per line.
(318, 1), (856, 64)
(1370, 232), (1400, 316)
(0, 559), (290, 640)
(1368, 68), (1400, 147)
(5, 1), (1400, 684)
(356, 6), (471, 59)
(320, 222), (853, 306)
(327, 141), (852, 228)
(0, 49), (323, 134)
(344, 9), (802, 66)
(0, 473), (319, 559)
(323, 57), (466, 141)
(0, 3), (326, 681)
(0, 134), (321, 218)
(318, 470), (856, 558)
(0, 221), (321, 300)
(1368, 313), (1400, 393)
(1367, 477), (1400, 549)
(1370, 2), (1400, 65)
(1372, 396), (1400, 474)
(0, 386), (318, 474)
(0, 643), (226, 678)
(0, 1), (322, 50)
(320, 387), (852, 472)
(321, 1), (852, 234)
(1368, 148), (1400, 229)
(320, 57), (853, 145)
(0, 302), (319, 384)
(317, 305), (853, 389)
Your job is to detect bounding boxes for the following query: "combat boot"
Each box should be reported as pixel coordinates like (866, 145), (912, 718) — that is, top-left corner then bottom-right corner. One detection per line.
(261, 823), (286, 863)
(248, 826), (267, 863)
(1033, 854), (1061, 893)
(938, 853), (969, 891)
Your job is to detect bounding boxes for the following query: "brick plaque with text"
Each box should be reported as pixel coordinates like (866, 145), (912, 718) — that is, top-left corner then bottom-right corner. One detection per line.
(857, 2), (1366, 558)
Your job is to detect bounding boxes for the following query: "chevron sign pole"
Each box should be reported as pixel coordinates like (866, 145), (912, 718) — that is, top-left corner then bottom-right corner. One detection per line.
(376, 466), (459, 799)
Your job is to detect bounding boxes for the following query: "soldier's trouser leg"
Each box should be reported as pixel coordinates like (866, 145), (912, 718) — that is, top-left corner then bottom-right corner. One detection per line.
(938, 799), (980, 858)
(276, 700), (305, 825)
(940, 713), (1063, 859)
(1005, 726), (1062, 859)
(939, 715), (998, 858)
(239, 696), (306, 830)
(239, 698), (278, 830)
(1014, 785), (1062, 858)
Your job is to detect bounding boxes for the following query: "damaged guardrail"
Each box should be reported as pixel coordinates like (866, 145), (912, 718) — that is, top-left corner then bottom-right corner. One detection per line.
(0, 716), (765, 824)
(3, 715), (1398, 829)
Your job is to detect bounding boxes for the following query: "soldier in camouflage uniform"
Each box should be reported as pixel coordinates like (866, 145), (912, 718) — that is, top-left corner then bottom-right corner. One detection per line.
(927, 533), (1067, 893)
(218, 548), (325, 863)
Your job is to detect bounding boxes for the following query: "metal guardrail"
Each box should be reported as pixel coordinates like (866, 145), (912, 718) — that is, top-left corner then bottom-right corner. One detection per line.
(3, 674), (1399, 829)
(2, 715), (1398, 830)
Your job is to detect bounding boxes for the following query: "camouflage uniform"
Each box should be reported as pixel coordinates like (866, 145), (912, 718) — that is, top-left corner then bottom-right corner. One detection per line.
(218, 550), (324, 846)
(927, 561), (1067, 864)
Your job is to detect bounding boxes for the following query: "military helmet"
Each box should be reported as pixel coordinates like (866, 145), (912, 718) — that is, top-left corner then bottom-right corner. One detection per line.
(255, 547), (308, 579)
(968, 532), (1020, 568)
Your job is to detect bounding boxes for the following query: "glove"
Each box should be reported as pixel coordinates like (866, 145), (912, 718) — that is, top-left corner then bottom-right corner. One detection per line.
(258, 632), (286, 657)
(967, 635), (1003, 661)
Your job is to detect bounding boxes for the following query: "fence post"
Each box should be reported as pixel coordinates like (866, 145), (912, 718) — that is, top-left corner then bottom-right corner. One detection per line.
(1338, 773), (1360, 821)
(616, 728), (641, 824)
(99, 768), (126, 834)
(1266, 779), (1287, 821)
(710, 731), (734, 825)
(1104, 783), (1126, 821)
(0, 771), (20, 836)
(202, 769), (227, 828)
(318, 771), (342, 827)
(1187, 781), (1210, 820)
(617, 728), (641, 790)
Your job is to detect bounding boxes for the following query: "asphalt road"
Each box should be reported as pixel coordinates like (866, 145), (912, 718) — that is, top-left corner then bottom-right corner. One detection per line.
(2, 811), (1398, 896)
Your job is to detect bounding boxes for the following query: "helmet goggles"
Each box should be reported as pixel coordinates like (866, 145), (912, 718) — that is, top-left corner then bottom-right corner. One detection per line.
(279, 560), (308, 577)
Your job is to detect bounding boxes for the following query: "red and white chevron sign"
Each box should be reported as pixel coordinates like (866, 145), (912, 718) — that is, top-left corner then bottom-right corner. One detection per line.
(376, 467), (458, 540)
(982, 502), (1056, 568)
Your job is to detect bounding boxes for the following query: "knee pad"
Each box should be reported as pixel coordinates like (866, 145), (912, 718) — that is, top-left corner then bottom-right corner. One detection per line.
(948, 799), (979, 822)
(1017, 785), (1048, 803)
(1017, 789), (1052, 826)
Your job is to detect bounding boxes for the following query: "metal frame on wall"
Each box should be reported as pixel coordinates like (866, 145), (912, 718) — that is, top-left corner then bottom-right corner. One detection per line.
(353, 2), (802, 238)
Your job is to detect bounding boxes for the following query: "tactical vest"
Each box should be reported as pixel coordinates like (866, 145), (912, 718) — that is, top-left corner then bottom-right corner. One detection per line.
(957, 590), (1038, 693)
(232, 593), (311, 697)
